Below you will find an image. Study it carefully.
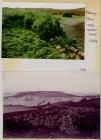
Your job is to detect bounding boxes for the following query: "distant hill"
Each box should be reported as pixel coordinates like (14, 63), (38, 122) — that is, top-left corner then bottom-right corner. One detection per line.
(4, 91), (76, 99)
(3, 7), (85, 16)
(4, 91), (99, 107)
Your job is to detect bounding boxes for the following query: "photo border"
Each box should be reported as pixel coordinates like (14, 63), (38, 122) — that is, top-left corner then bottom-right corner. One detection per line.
(2, 1), (97, 73)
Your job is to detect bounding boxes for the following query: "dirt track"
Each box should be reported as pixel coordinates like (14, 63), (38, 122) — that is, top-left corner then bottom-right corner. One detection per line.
(61, 17), (85, 51)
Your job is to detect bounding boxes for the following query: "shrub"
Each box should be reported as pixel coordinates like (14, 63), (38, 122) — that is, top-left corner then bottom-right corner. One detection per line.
(2, 29), (39, 58)
(56, 33), (69, 47)
(24, 47), (62, 59)
(32, 13), (63, 40)
(24, 12), (34, 29)
(68, 39), (77, 48)
(63, 13), (72, 17)
(46, 48), (62, 59)
(3, 10), (25, 28)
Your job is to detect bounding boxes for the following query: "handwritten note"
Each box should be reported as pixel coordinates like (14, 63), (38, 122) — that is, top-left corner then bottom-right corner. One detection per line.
(86, 10), (97, 45)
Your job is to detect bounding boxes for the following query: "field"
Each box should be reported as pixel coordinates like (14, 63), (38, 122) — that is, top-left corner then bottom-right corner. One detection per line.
(3, 91), (100, 138)
(2, 8), (85, 59)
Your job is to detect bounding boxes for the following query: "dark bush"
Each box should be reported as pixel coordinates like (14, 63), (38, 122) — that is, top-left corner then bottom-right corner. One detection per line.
(24, 12), (34, 29)
(3, 114), (32, 131)
(68, 39), (77, 48)
(78, 110), (100, 132)
(3, 11), (24, 28)
(56, 33), (69, 47)
(63, 13), (72, 17)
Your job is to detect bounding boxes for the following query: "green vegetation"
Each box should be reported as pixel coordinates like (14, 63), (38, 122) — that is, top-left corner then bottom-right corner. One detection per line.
(2, 8), (85, 59)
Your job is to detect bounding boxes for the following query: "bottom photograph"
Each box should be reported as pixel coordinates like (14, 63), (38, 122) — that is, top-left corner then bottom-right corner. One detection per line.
(3, 72), (100, 139)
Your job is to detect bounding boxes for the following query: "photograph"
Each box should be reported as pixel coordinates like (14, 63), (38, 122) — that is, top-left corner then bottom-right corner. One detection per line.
(2, 3), (85, 60)
(3, 71), (100, 138)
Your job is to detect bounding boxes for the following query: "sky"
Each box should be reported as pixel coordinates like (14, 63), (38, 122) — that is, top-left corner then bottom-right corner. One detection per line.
(3, 71), (100, 96)
(3, 2), (85, 9)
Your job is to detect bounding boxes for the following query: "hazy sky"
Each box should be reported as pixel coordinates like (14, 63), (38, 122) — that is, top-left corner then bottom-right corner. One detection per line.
(3, 72), (100, 96)
(3, 2), (85, 9)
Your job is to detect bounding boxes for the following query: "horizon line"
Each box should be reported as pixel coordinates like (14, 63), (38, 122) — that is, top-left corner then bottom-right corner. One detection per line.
(4, 90), (100, 97)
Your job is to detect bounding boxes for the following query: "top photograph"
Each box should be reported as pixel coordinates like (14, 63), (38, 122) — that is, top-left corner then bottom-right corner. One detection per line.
(2, 3), (85, 60)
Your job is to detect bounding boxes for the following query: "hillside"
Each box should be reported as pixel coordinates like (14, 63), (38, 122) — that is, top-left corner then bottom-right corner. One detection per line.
(2, 8), (85, 59)
(4, 97), (100, 138)
(4, 91), (99, 107)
